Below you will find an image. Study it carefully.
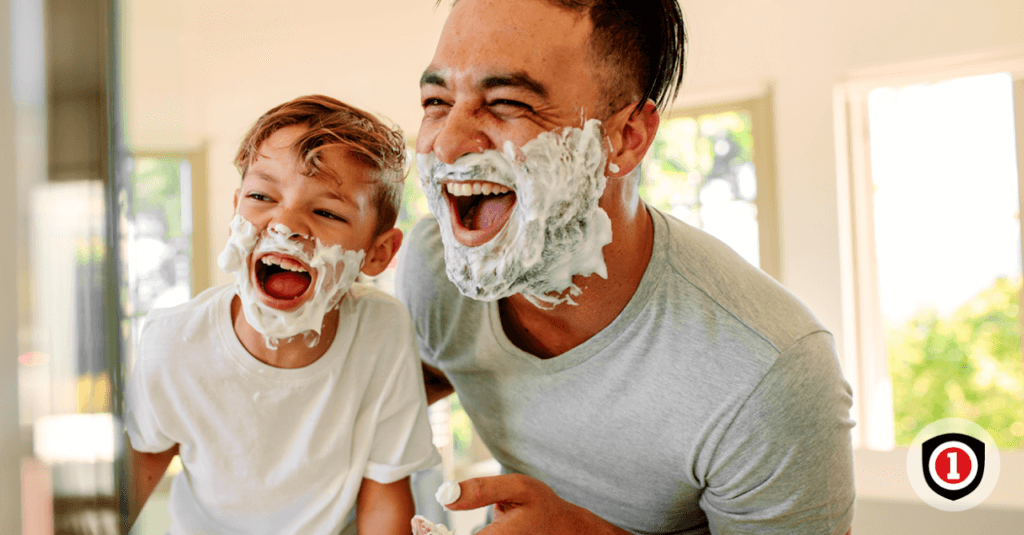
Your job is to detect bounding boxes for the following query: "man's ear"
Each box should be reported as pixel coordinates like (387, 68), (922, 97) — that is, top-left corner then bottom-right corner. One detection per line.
(603, 100), (660, 178)
(360, 228), (403, 277)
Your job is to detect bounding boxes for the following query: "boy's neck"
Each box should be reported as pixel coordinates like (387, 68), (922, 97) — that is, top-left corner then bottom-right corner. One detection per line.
(229, 295), (340, 369)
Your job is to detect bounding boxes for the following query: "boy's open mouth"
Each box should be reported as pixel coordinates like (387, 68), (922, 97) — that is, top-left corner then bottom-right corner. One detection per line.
(254, 253), (313, 303)
(445, 180), (516, 246)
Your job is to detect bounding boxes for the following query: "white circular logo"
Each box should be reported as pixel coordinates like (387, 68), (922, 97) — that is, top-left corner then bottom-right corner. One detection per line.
(906, 418), (1000, 512)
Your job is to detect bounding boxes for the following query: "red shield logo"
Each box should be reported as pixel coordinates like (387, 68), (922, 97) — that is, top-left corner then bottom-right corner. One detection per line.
(921, 432), (986, 501)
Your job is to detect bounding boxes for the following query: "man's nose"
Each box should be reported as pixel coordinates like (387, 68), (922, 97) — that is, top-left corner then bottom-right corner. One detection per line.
(432, 103), (491, 165)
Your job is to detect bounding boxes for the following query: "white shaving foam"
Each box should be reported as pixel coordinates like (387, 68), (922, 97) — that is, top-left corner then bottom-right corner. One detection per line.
(418, 119), (613, 308)
(434, 481), (461, 507)
(411, 515), (454, 535)
(217, 214), (365, 349)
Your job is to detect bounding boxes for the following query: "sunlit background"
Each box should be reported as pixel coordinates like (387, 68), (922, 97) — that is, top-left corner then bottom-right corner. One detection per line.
(2, 0), (1023, 534)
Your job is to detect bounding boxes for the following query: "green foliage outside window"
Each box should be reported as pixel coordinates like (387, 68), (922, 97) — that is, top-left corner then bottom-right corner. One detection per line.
(888, 276), (1024, 449)
(641, 111), (754, 224)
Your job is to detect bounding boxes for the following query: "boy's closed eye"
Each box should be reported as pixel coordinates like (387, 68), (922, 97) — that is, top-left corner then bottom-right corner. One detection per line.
(246, 191), (273, 202)
(314, 209), (347, 223)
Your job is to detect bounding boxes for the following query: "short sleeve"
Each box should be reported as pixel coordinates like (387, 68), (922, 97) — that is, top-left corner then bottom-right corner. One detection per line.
(124, 324), (177, 453)
(363, 314), (442, 483)
(699, 331), (855, 535)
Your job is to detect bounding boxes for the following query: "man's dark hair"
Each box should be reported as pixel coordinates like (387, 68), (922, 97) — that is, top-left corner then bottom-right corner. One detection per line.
(571, 0), (687, 115)
(444, 0), (687, 116)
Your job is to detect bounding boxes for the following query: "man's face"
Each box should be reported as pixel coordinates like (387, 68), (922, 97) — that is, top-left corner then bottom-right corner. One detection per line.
(418, 0), (608, 242)
(417, 0), (619, 307)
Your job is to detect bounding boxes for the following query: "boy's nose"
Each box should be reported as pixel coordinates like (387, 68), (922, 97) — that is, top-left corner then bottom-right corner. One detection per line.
(267, 209), (311, 239)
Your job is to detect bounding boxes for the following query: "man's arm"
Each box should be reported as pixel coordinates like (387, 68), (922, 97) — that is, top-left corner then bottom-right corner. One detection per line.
(126, 436), (178, 530)
(422, 362), (455, 405)
(356, 476), (415, 535)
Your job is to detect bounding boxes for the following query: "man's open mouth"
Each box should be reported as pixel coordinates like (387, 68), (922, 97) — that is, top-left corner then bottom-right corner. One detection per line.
(445, 180), (516, 246)
(253, 253), (313, 305)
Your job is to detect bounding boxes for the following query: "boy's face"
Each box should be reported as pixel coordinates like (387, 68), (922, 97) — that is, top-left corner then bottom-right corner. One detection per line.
(234, 125), (381, 310)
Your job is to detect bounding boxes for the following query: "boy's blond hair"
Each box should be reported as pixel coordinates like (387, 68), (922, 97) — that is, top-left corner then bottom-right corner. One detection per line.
(235, 95), (407, 236)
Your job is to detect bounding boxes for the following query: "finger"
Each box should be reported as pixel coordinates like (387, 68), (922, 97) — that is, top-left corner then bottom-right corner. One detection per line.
(445, 474), (537, 511)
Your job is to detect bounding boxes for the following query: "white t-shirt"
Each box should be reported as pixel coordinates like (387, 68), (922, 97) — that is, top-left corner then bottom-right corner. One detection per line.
(125, 284), (441, 535)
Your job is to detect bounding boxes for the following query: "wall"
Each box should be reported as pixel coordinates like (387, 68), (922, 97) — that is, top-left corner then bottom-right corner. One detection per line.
(1, 0), (23, 528)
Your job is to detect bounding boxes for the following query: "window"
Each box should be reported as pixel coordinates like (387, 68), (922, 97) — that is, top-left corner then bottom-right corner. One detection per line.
(643, 94), (779, 278)
(120, 153), (205, 364)
(835, 48), (1024, 505)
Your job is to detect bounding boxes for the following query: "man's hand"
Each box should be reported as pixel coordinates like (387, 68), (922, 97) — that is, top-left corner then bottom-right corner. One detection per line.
(445, 474), (631, 535)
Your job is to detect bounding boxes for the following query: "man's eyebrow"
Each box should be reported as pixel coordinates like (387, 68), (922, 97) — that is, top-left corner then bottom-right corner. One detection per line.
(420, 69), (447, 88)
(479, 72), (548, 100)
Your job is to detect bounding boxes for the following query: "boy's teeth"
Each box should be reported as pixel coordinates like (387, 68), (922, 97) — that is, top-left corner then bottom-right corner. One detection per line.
(445, 182), (511, 197)
(261, 256), (307, 273)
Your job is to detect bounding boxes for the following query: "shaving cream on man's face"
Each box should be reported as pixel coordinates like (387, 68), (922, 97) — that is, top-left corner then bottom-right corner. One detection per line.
(217, 214), (365, 349)
(418, 119), (613, 308)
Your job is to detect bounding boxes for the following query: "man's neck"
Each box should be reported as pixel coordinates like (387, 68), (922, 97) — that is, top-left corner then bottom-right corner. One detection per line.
(230, 295), (339, 369)
(499, 194), (654, 359)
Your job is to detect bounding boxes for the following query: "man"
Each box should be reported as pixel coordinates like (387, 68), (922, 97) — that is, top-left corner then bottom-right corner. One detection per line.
(395, 0), (856, 533)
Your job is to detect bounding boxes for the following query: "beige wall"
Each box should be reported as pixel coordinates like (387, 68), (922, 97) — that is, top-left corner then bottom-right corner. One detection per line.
(123, 0), (1024, 346)
(1, 0), (23, 528)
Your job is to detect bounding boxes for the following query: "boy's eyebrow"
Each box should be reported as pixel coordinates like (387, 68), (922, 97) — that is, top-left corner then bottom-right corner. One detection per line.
(419, 68), (550, 100)
(247, 170), (277, 183)
(320, 186), (358, 208)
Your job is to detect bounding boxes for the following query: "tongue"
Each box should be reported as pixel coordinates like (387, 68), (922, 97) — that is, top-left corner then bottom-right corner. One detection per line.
(468, 194), (516, 230)
(264, 272), (311, 300)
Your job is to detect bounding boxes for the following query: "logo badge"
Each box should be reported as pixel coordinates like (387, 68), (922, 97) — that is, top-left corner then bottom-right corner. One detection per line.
(920, 433), (985, 501)
(906, 418), (1000, 511)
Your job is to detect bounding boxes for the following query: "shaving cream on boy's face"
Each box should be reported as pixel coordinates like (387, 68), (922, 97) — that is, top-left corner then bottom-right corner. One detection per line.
(418, 119), (613, 308)
(217, 214), (365, 350)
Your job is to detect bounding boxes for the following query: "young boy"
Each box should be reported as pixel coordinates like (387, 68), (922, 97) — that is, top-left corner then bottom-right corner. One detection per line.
(125, 95), (441, 535)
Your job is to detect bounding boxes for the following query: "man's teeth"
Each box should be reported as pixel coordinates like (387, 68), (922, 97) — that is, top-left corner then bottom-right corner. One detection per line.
(260, 256), (307, 273)
(445, 182), (511, 197)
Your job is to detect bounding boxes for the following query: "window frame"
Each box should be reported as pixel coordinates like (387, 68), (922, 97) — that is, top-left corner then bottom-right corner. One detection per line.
(127, 148), (211, 296)
(655, 86), (781, 280)
(833, 45), (1024, 507)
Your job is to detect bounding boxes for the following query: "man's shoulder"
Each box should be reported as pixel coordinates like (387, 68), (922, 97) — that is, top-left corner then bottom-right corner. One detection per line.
(395, 217), (455, 307)
(652, 209), (827, 351)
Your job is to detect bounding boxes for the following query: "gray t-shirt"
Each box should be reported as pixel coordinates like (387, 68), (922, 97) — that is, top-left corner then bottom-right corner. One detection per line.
(396, 207), (855, 535)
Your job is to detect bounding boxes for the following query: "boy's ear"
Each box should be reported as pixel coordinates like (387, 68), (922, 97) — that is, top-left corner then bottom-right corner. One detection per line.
(603, 100), (660, 178)
(360, 228), (403, 277)
(233, 188), (240, 211)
